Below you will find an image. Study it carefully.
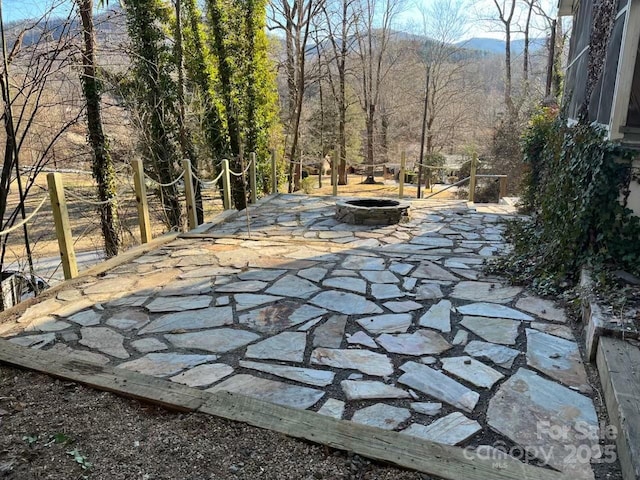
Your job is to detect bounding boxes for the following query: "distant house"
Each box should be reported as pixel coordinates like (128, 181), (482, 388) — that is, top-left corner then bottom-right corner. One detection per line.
(559, 0), (640, 214)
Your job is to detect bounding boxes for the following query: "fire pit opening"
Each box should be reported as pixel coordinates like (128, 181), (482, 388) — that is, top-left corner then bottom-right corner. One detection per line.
(335, 198), (410, 226)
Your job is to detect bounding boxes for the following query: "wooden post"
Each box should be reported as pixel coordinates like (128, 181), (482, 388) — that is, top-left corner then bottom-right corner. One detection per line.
(271, 149), (278, 194)
(132, 159), (152, 244)
(182, 159), (198, 230)
(468, 154), (478, 203)
(47, 173), (78, 280)
(221, 159), (232, 210)
(499, 176), (508, 200)
(399, 151), (406, 198)
(249, 152), (258, 204)
(332, 146), (339, 196)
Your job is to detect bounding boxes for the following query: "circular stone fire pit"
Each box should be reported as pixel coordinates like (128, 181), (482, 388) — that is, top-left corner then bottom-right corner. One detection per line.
(335, 198), (410, 225)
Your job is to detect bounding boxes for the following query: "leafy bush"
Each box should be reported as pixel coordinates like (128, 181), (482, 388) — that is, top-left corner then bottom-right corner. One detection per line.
(300, 177), (316, 194)
(489, 119), (640, 292)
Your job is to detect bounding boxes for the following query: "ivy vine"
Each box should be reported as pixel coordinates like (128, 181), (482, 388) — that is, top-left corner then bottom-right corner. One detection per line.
(489, 109), (640, 293)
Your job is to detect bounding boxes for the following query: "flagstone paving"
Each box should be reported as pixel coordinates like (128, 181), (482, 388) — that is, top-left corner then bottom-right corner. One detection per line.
(2, 195), (600, 479)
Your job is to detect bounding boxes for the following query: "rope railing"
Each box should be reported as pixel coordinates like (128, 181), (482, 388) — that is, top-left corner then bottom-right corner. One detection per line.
(192, 168), (224, 187)
(0, 195), (48, 237)
(143, 170), (185, 187)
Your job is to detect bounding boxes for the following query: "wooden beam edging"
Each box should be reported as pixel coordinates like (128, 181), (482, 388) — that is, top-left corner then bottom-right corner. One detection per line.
(0, 339), (568, 480)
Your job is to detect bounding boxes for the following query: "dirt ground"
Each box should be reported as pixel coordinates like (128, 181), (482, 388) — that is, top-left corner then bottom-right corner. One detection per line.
(0, 365), (434, 480)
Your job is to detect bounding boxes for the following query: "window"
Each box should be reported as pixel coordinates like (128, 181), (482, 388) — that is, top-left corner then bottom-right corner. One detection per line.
(626, 39), (640, 127)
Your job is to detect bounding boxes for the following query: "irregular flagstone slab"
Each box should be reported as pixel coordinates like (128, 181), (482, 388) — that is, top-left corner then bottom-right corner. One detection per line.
(464, 341), (520, 368)
(67, 309), (102, 327)
(341, 380), (410, 400)
(239, 360), (335, 387)
(346, 331), (378, 349)
(298, 317), (323, 332)
(516, 296), (567, 323)
(410, 402), (442, 416)
(105, 296), (148, 308)
(246, 332), (306, 362)
(313, 315), (347, 348)
(25, 316), (70, 332)
(79, 327), (129, 359)
(266, 275), (320, 299)
(47, 344), (110, 365)
(351, 403), (411, 430)
(460, 316), (519, 345)
(239, 302), (326, 334)
(297, 267), (328, 283)
(411, 262), (458, 281)
(9, 333), (55, 349)
(131, 338), (168, 353)
(488, 368), (598, 480)
(410, 236), (453, 247)
(457, 302), (533, 321)
(526, 329), (590, 391)
(170, 363), (234, 387)
(237, 269), (286, 281)
(356, 314), (412, 334)
(441, 356), (504, 388)
(145, 295), (212, 313)
(317, 398), (345, 419)
(216, 280), (268, 293)
(398, 362), (479, 413)
(342, 256), (385, 271)
(57, 289), (83, 302)
(384, 301), (422, 313)
(419, 300), (452, 332)
(179, 266), (240, 279)
(322, 277), (367, 294)
(310, 348), (393, 376)
(377, 330), (451, 356)
(451, 282), (522, 304)
(165, 329), (260, 353)
(310, 291), (383, 315)
(402, 413), (481, 446)
(208, 374), (324, 410)
(139, 307), (233, 334)
(18, 298), (62, 323)
(156, 278), (212, 296)
(106, 311), (150, 331)
(370, 284), (404, 300)
(118, 353), (216, 377)
(530, 322), (574, 340)
(390, 262), (413, 276)
(416, 283), (443, 300)
(234, 294), (284, 311)
(360, 270), (399, 284)
(84, 276), (136, 296)
(452, 330), (469, 346)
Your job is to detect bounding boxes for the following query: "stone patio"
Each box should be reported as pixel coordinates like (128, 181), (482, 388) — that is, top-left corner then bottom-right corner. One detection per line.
(2, 195), (602, 479)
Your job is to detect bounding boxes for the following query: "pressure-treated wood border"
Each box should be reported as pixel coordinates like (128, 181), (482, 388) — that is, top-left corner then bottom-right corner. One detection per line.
(0, 339), (567, 480)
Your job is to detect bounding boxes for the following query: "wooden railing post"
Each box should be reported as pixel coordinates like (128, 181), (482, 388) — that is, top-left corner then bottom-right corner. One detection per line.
(222, 159), (232, 210)
(468, 153), (478, 203)
(132, 159), (152, 244)
(399, 151), (406, 199)
(47, 173), (78, 280)
(249, 152), (258, 204)
(499, 176), (508, 200)
(182, 159), (198, 230)
(332, 146), (339, 196)
(271, 149), (278, 194)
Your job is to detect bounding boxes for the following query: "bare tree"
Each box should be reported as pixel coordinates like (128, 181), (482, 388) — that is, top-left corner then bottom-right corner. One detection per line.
(352, 0), (402, 183)
(0, 5), (81, 307)
(269, 0), (324, 191)
(490, 0), (517, 118)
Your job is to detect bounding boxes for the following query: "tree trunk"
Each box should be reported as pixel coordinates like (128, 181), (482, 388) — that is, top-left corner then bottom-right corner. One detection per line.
(78, 0), (120, 256)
